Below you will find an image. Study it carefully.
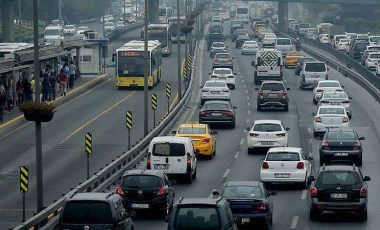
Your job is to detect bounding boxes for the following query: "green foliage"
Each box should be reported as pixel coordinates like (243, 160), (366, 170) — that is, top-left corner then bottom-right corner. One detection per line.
(20, 101), (55, 113)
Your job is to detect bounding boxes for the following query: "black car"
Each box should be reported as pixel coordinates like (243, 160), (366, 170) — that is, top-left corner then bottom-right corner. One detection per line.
(319, 128), (365, 166)
(218, 181), (276, 229)
(235, 34), (250, 49)
(232, 29), (248, 42)
(295, 57), (316, 75)
(308, 165), (371, 221)
(256, 81), (290, 111)
(350, 41), (370, 60)
(58, 192), (134, 230)
(166, 197), (239, 230)
(116, 170), (175, 217)
(199, 100), (236, 128)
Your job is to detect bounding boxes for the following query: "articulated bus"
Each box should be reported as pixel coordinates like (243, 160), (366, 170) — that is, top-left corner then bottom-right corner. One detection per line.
(114, 40), (162, 89)
(168, 16), (186, 43)
(147, 24), (172, 56)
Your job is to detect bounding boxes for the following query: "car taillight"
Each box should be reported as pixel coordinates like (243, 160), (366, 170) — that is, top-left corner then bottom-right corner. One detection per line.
(200, 111), (210, 115)
(187, 152), (191, 164)
(342, 117), (349, 123)
(315, 116), (322, 122)
(116, 185), (124, 195)
(354, 140), (361, 147)
(223, 111), (234, 116)
(310, 187), (318, 197)
(367, 58), (372, 62)
(258, 90), (264, 97)
(320, 100), (329, 104)
(321, 140), (329, 147)
(202, 138), (210, 144)
(360, 187), (367, 197)
(257, 203), (268, 211)
(249, 132), (259, 137)
(316, 89), (324, 92)
(276, 133), (286, 137)
(297, 162), (304, 169)
(282, 90), (288, 96)
(213, 58), (220, 62)
(157, 187), (168, 196)
(228, 75), (234, 78)
(147, 152), (151, 169)
(222, 88), (230, 92)
(325, 75), (328, 80)
(202, 88), (209, 92)
(342, 100), (350, 104)
(262, 162), (269, 169)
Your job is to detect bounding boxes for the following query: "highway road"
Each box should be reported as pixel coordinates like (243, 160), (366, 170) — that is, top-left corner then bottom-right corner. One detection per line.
(0, 25), (186, 229)
(129, 22), (380, 230)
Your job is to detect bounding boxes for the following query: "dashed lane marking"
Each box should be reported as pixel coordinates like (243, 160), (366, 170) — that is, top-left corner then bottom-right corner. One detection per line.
(248, 110), (251, 115)
(234, 152), (239, 159)
(245, 90), (249, 94)
(223, 169), (231, 178)
(248, 102), (251, 107)
(246, 118), (250, 124)
(240, 138), (244, 145)
(301, 189), (307, 200)
(246, 96), (250, 100)
(242, 79), (245, 83)
(243, 84), (247, 88)
(290, 216), (299, 229)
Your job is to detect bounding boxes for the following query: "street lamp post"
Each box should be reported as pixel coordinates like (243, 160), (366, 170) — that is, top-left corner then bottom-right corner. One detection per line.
(144, 0), (149, 136)
(184, 0), (188, 83)
(177, 0), (181, 100)
(32, 0), (44, 213)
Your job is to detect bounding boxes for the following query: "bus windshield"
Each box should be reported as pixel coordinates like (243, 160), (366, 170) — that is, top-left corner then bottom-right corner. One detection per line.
(117, 53), (146, 77)
(148, 29), (168, 47)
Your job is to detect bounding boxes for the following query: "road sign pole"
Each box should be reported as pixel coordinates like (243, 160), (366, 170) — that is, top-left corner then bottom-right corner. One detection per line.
(166, 83), (171, 113)
(85, 133), (92, 180)
(126, 111), (132, 150)
(20, 166), (28, 222)
(22, 192), (25, 222)
(152, 94), (157, 128)
(87, 155), (90, 180)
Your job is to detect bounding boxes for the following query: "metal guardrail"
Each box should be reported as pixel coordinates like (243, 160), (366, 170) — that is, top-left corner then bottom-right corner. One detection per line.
(106, 22), (143, 41)
(13, 40), (199, 230)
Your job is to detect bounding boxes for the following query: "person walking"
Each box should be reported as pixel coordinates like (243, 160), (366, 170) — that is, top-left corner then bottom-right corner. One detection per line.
(0, 91), (6, 123)
(48, 73), (57, 101)
(16, 77), (24, 106)
(68, 61), (76, 89)
(22, 76), (33, 101)
(5, 86), (13, 113)
(41, 75), (50, 102)
(57, 69), (68, 96)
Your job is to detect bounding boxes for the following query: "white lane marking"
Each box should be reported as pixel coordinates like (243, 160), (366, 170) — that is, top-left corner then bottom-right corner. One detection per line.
(307, 127), (312, 135)
(245, 90), (249, 94)
(223, 169), (231, 178)
(248, 110), (251, 115)
(208, 193), (213, 198)
(243, 84), (247, 88)
(301, 189), (307, 200)
(234, 151), (239, 159)
(246, 96), (250, 100)
(242, 79), (245, 83)
(284, 80), (288, 83)
(240, 138), (244, 145)
(246, 118), (250, 124)
(290, 216), (299, 229)
(247, 102), (251, 107)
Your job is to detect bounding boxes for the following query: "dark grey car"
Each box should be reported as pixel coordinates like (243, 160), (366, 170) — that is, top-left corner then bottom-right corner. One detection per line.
(256, 81), (290, 111)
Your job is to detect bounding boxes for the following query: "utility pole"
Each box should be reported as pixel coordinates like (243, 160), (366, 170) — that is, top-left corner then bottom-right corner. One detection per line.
(144, 0), (149, 136)
(58, 0), (63, 23)
(177, 0), (182, 100)
(184, 0), (188, 82)
(32, 0), (44, 213)
(18, 0), (22, 42)
(124, 0), (126, 26)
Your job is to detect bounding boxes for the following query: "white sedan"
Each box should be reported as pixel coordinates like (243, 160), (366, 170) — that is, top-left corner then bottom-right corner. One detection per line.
(63, 25), (76, 35)
(318, 91), (352, 119)
(337, 39), (350, 52)
(365, 52), (380, 70)
(210, 68), (236, 89)
(201, 80), (231, 105)
(312, 106), (350, 138)
(312, 80), (344, 104)
(104, 22), (115, 32)
(260, 147), (312, 188)
(77, 26), (89, 34)
(241, 40), (259, 55)
(246, 120), (289, 154)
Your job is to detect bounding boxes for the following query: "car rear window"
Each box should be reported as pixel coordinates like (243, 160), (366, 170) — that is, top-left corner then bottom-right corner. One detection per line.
(215, 54), (230, 59)
(222, 186), (263, 199)
(369, 53), (380, 58)
(369, 37), (380, 42)
(300, 58), (315, 63)
(316, 171), (360, 186)
(326, 131), (356, 140)
(355, 43), (369, 50)
(209, 34), (224, 40)
(205, 82), (226, 87)
(214, 69), (231, 74)
(61, 201), (113, 224)
(305, 63), (326, 72)
(174, 206), (221, 230)
(368, 47), (380, 51)
(319, 107), (345, 115)
(212, 43), (224, 47)
(266, 152), (300, 161)
(253, 123), (282, 132)
(261, 83), (284, 91)
(276, 39), (291, 45)
(178, 127), (206, 134)
(152, 143), (186, 156)
(122, 175), (162, 188)
(204, 102), (230, 110)
(323, 92), (347, 99)
(245, 41), (257, 45)
(319, 82), (340, 87)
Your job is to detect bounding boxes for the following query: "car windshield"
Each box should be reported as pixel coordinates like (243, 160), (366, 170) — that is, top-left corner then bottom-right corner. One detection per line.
(319, 82), (340, 87)
(261, 83), (284, 91)
(316, 171), (360, 186)
(253, 123), (282, 132)
(152, 143), (186, 156)
(212, 43), (224, 48)
(205, 82), (226, 87)
(215, 54), (230, 59)
(355, 43), (369, 50)
(174, 206), (221, 230)
(369, 37), (380, 42)
(45, 29), (60, 36)
(222, 186), (263, 199)
(326, 131), (356, 140)
(244, 41), (257, 45)
(319, 107), (345, 115)
(323, 92), (347, 99)
(178, 127), (206, 134)
(266, 152), (300, 161)
(305, 63), (326, 72)
(369, 53), (380, 58)
(214, 69), (231, 74)
(204, 102), (230, 110)
(122, 175), (162, 188)
(277, 39), (291, 45)
(64, 25), (74, 29)
(61, 201), (112, 224)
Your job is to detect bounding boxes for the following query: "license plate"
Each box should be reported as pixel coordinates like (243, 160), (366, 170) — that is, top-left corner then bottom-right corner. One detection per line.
(219, 77), (227, 80)
(261, 141), (274, 145)
(131, 204), (150, 209)
(154, 164), (169, 170)
(275, 173), (291, 178)
(269, 93), (278, 97)
(212, 113), (222, 116)
(334, 152), (348, 156)
(241, 218), (250, 223)
(330, 102), (341, 105)
(211, 91), (220, 94)
(313, 75), (320, 78)
(330, 193), (348, 199)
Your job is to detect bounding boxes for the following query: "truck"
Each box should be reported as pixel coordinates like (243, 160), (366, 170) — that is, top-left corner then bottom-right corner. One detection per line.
(249, 4), (263, 21)
(328, 25), (346, 40)
(252, 49), (283, 84)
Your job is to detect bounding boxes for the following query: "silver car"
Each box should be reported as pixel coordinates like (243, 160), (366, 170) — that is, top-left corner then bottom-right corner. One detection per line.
(318, 91), (352, 119)
(241, 40), (259, 55)
(201, 80), (231, 105)
(312, 80), (343, 104)
(312, 106), (350, 138)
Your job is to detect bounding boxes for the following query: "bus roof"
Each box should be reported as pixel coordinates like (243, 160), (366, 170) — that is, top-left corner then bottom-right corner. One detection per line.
(117, 40), (161, 52)
(148, 23), (170, 28)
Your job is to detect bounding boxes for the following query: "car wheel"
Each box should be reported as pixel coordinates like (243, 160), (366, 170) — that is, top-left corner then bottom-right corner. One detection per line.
(285, 64), (288, 69)
(359, 209), (368, 221)
(248, 147), (254, 154)
(192, 168), (197, 179)
(201, 99), (205, 105)
(187, 172), (193, 184)
(230, 121), (235, 129)
(254, 79), (260, 85)
(270, 213), (273, 225)
(313, 131), (318, 139)
(263, 219), (270, 230)
(257, 105), (262, 111)
(241, 51), (244, 55)
(284, 104), (289, 112)
(357, 155), (363, 166)
(300, 177), (308, 189)
(313, 98), (317, 105)
(263, 182), (272, 189)
(309, 206), (320, 221)
(232, 85), (236, 90)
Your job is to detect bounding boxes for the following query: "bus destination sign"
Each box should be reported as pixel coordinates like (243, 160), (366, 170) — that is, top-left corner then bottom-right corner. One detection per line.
(119, 51), (144, 57)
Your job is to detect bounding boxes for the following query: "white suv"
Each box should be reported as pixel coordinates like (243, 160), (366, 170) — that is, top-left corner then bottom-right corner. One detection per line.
(246, 120), (289, 154)
(147, 136), (198, 183)
(299, 62), (329, 89)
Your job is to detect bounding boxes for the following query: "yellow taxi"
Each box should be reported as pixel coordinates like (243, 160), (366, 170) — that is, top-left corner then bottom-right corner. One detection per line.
(284, 51), (304, 68)
(254, 25), (266, 38)
(173, 121), (217, 159)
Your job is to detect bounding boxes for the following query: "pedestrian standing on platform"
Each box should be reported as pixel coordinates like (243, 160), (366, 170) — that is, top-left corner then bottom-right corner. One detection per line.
(0, 91), (6, 123)
(48, 73), (57, 101)
(22, 76), (33, 102)
(41, 75), (50, 102)
(16, 77), (24, 106)
(5, 86), (13, 113)
(57, 69), (68, 96)
(68, 61), (76, 89)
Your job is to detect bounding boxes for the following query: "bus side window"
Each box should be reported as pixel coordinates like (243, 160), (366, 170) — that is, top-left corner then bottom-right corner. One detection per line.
(112, 53), (116, 62)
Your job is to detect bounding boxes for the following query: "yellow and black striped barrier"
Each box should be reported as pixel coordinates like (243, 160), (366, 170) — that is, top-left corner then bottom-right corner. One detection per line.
(20, 166), (28, 193)
(85, 132), (92, 156)
(152, 94), (157, 110)
(126, 111), (132, 130)
(166, 83), (171, 98)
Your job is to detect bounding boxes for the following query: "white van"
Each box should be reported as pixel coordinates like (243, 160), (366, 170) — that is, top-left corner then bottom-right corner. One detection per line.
(275, 38), (293, 57)
(44, 26), (64, 45)
(299, 62), (329, 89)
(147, 136), (198, 183)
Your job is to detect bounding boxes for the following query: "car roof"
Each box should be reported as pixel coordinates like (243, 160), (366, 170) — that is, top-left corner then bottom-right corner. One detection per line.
(177, 198), (224, 205)
(267, 147), (302, 153)
(151, 136), (191, 143)
(205, 80), (227, 84)
(318, 80), (340, 84)
(261, 80), (284, 84)
(179, 123), (207, 128)
(254, 119), (282, 125)
(319, 165), (359, 172)
(69, 192), (115, 201)
(213, 68), (232, 71)
(326, 127), (355, 132)
(204, 100), (230, 105)
(122, 169), (164, 177)
(318, 105), (345, 109)
(224, 180), (261, 187)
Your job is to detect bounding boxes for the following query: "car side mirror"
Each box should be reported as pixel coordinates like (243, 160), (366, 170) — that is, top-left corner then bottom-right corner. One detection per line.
(200, 86), (203, 89)
(348, 96), (352, 99)
(245, 127), (250, 131)
(311, 112), (316, 116)
(359, 137), (365, 140)
(308, 156), (314, 160)
(255, 88), (259, 90)
(233, 106), (237, 110)
(261, 157), (265, 160)
(341, 85), (345, 88)
(268, 191), (277, 196)
(287, 87), (290, 91)
(171, 130), (177, 134)
(208, 73), (211, 75)
(234, 73), (237, 75)
(170, 180), (176, 186)
(251, 61), (255, 66)
(327, 67), (330, 71)
(363, 176), (371, 181)
(307, 176), (315, 182)
(212, 189), (220, 196)
(198, 105), (203, 109)
(211, 130), (218, 134)
(285, 127), (290, 131)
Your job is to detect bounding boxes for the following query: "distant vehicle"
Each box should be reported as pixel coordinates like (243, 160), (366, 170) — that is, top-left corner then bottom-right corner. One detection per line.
(332, 35), (347, 48)
(312, 80), (344, 104)
(299, 61), (328, 89)
(207, 33), (225, 51)
(146, 24), (172, 56)
(256, 80), (290, 111)
(201, 80), (231, 105)
(212, 53), (234, 70)
(63, 25), (76, 35)
(365, 52), (380, 69)
(318, 91), (352, 118)
(253, 49), (283, 84)
(336, 38), (350, 52)
(294, 57), (316, 75)
(262, 34), (277, 48)
(76, 26), (89, 34)
(100, 15), (114, 23)
(158, 7), (173, 23)
(44, 25), (64, 45)
(235, 34), (250, 49)
(210, 42), (227, 58)
(241, 40), (259, 55)
(71, 34), (86, 40)
(168, 16), (186, 43)
(232, 29), (248, 42)
(199, 100), (237, 128)
(104, 22), (115, 32)
(235, 5), (249, 23)
(369, 35), (380, 46)
(115, 21), (125, 29)
(210, 68), (236, 89)
(298, 23), (311, 36)
(312, 106), (350, 138)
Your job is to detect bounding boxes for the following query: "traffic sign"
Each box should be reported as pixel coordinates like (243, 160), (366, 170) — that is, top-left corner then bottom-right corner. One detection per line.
(166, 83), (171, 98)
(152, 94), (157, 110)
(126, 111), (132, 130)
(85, 132), (92, 156)
(20, 166), (28, 193)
